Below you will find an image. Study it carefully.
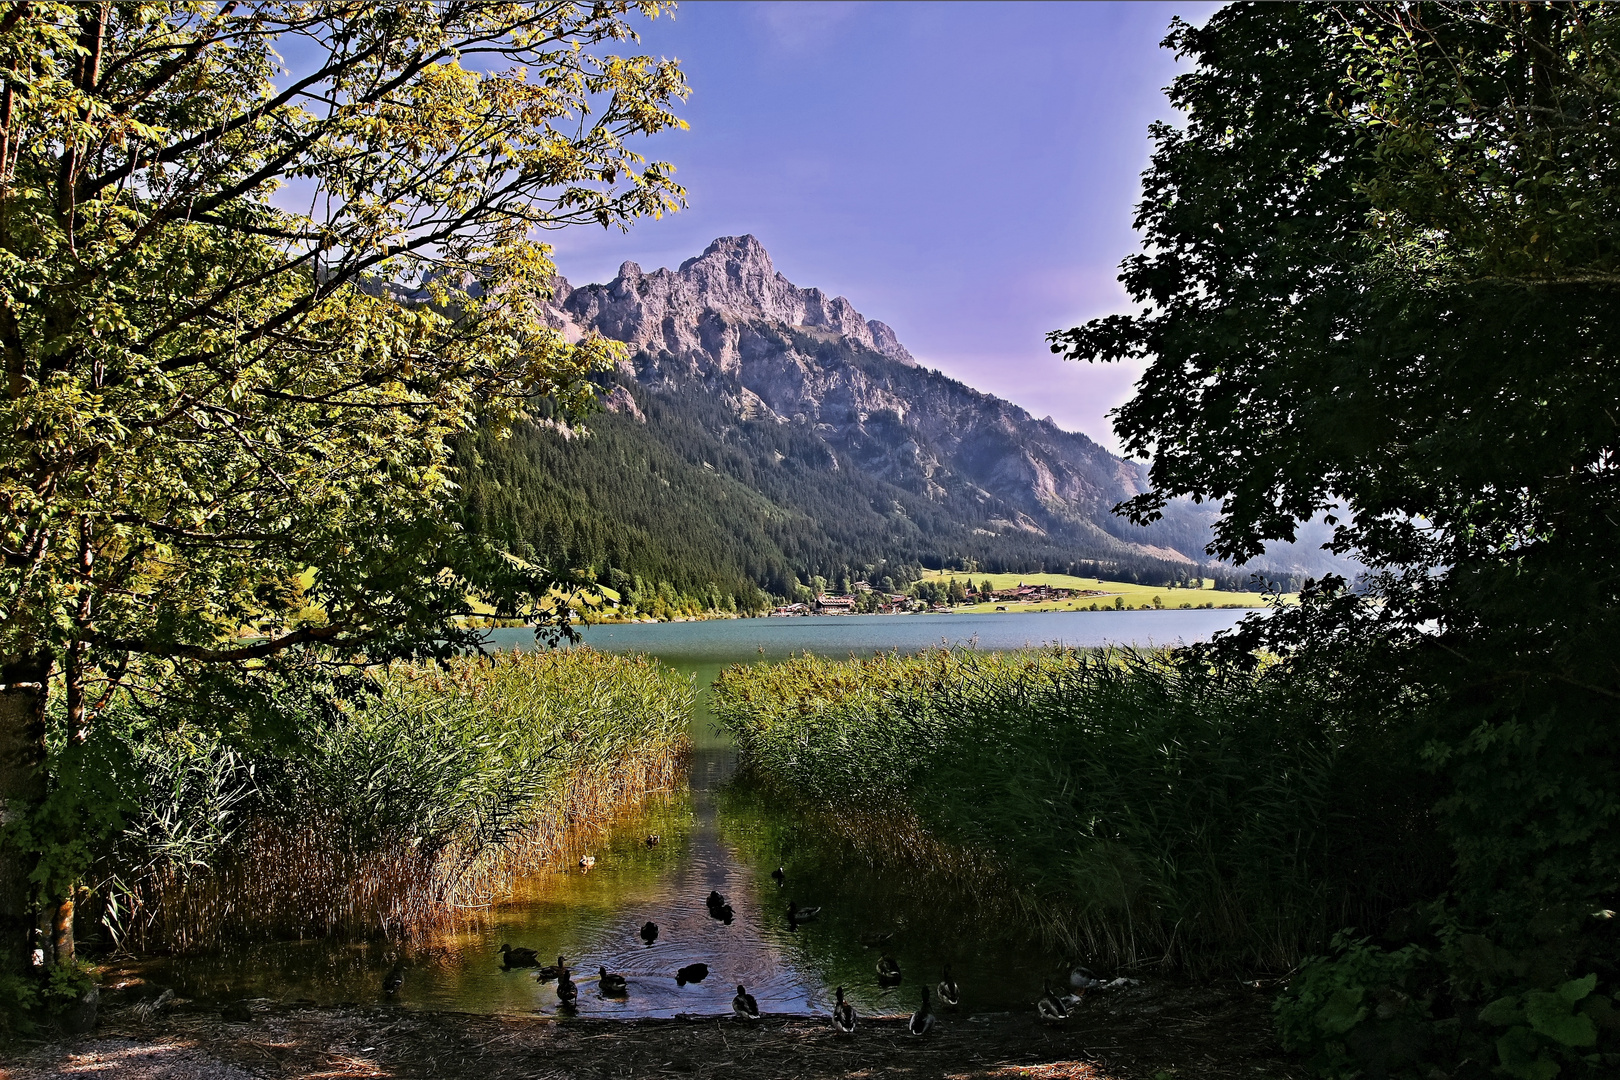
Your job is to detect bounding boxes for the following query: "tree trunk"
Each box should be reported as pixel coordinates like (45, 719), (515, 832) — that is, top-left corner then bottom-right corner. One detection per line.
(50, 892), (73, 965)
(0, 654), (49, 977)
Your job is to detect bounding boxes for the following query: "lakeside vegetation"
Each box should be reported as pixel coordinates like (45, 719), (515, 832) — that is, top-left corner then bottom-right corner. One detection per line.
(92, 649), (690, 957)
(711, 648), (1440, 975)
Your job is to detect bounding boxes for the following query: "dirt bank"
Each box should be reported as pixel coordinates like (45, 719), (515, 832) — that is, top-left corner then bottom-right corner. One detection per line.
(5, 979), (1301, 1079)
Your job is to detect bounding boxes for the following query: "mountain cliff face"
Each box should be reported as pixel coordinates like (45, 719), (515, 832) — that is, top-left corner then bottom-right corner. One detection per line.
(460, 235), (1345, 598)
(546, 236), (1219, 563)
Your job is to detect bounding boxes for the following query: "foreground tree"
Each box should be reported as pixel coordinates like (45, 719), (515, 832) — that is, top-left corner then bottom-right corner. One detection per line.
(0, 0), (686, 984)
(1053, 3), (1620, 1075)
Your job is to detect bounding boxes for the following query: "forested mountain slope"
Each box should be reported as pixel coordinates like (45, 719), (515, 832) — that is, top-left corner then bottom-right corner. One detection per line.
(456, 236), (1347, 606)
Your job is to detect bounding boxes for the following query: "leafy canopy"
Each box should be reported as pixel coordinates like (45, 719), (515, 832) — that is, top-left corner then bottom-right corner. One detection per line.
(1056, 5), (1620, 1070)
(0, 2), (688, 722)
(1052, 0), (1620, 954)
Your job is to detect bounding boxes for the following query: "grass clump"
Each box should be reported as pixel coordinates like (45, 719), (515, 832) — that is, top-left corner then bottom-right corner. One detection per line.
(712, 647), (1442, 974)
(103, 647), (689, 953)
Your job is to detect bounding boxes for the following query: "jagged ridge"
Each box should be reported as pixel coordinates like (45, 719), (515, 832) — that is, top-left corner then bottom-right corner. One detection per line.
(462, 235), (1349, 596)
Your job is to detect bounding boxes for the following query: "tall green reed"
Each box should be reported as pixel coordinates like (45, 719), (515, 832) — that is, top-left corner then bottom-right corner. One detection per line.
(105, 647), (691, 953)
(712, 647), (1442, 975)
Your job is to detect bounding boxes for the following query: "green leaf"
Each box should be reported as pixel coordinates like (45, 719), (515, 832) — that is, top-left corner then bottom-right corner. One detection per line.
(1525, 990), (1598, 1048)
(1480, 995), (1526, 1027)
(1315, 986), (1367, 1035)
(1496, 1026), (1561, 1080)
(1556, 974), (1597, 1006)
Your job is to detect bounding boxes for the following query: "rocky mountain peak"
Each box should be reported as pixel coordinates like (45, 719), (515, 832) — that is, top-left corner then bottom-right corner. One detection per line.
(560, 236), (915, 367)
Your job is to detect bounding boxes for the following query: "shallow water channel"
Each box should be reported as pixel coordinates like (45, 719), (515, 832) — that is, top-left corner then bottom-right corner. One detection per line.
(122, 610), (1249, 1019)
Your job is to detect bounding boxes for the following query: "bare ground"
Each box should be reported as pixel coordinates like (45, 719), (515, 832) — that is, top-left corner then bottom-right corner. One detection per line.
(5, 979), (1302, 1080)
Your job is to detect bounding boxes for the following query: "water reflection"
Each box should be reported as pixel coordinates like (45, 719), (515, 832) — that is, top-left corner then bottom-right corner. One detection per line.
(124, 733), (1056, 1017)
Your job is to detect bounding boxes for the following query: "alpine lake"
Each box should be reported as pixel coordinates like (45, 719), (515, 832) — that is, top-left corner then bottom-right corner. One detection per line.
(116, 608), (1252, 1020)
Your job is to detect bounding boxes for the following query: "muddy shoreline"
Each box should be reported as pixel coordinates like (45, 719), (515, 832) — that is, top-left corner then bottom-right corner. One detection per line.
(7, 978), (1302, 1079)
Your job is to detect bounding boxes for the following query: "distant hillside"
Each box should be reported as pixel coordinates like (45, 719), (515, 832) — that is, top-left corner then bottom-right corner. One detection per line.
(456, 236), (1353, 608)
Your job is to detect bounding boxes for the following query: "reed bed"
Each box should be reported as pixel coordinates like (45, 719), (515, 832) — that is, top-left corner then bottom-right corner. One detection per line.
(712, 647), (1443, 975)
(105, 648), (690, 954)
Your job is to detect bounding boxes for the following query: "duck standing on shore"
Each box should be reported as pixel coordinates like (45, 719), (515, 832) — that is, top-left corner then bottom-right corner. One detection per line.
(832, 986), (856, 1035)
(732, 984), (760, 1020)
(937, 964), (960, 1008)
(1038, 979), (1069, 1022)
(909, 986), (935, 1036)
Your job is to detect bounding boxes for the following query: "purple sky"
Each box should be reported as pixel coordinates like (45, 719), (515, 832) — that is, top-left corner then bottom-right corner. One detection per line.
(548, 1), (1220, 454)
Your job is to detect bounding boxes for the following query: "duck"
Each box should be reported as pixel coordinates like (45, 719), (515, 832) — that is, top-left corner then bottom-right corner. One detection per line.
(382, 959), (405, 998)
(937, 964), (960, 1008)
(713, 903), (735, 924)
(675, 963), (709, 986)
(787, 900), (820, 924)
(706, 890), (727, 910)
(555, 967), (578, 1006)
(498, 944), (539, 969)
(876, 953), (902, 987)
(598, 966), (628, 997)
(909, 986), (935, 1036)
(732, 984), (760, 1020)
(832, 986), (856, 1034)
(1069, 963), (1100, 990)
(640, 921), (659, 945)
(770, 866), (785, 886)
(646, 834), (661, 847)
(536, 955), (567, 983)
(578, 855), (596, 871)
(858, 930), (895, 949)
(1037, 979), (1069, 1022)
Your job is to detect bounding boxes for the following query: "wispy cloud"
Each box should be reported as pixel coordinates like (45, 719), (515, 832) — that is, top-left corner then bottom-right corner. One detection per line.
(746, 1), (864, 55)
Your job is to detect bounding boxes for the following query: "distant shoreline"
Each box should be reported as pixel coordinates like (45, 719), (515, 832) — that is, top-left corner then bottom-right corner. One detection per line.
(490, 601), (1270, 630)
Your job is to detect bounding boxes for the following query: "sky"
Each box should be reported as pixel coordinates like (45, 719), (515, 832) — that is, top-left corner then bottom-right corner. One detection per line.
(546, 1), (1221, 454)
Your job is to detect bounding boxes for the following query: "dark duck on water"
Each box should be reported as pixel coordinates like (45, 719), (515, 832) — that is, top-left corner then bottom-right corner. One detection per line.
(498, 944), (539, 969)
(555, 967), (579, 1007)
(876, 953), (902, 987)
(675, 963), (709, 986)
(382, 959), (405, 998)
(598, 966), (628, 997)
(536, 955), (567, 982)
(639, 920), (658, 945)
(706, 890), (735, 923)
